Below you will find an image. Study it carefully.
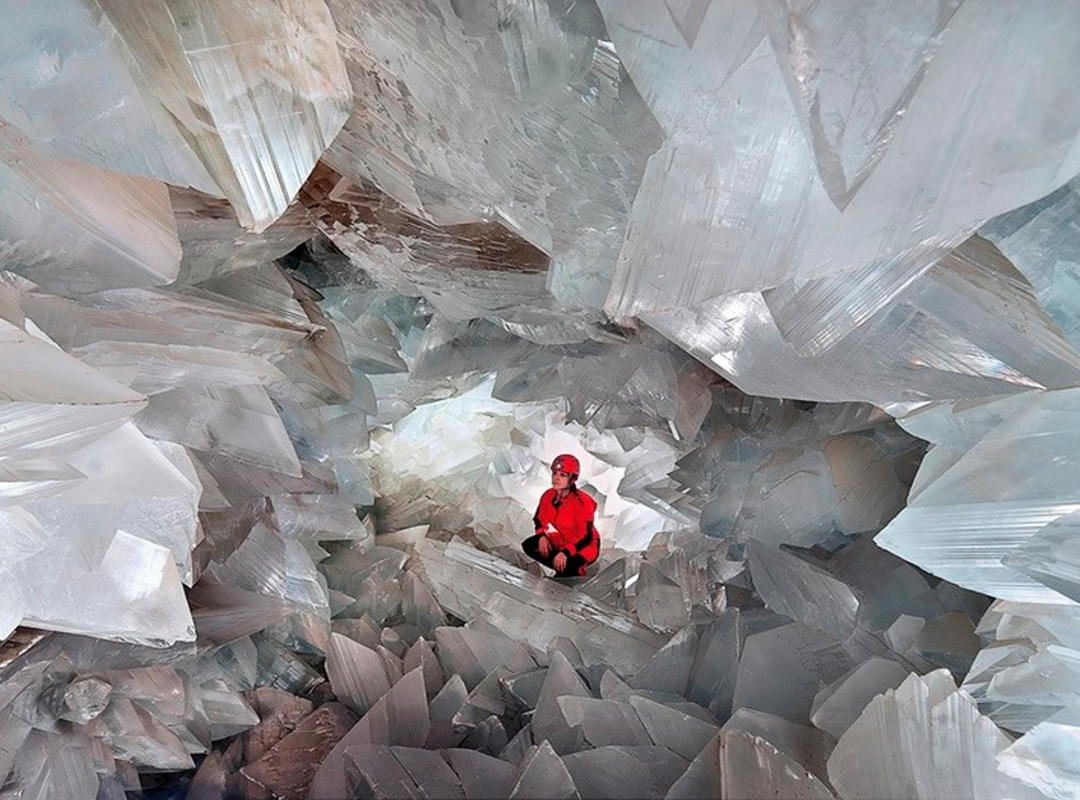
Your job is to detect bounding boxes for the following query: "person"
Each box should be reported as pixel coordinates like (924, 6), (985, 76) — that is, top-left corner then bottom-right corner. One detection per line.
(522, 454), (599, 577)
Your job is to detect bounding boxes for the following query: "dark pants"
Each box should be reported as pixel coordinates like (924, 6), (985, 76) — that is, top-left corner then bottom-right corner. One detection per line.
(522, 534), (591, 577)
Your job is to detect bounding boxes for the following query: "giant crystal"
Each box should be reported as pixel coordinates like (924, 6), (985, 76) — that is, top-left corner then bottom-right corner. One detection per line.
(415, 538), (667, 677)
(93, 0), (352, 232)
(879, 387), (1080, 601)
(0, 125), (181, 295)
(601, 0), (1080, 406)
(601, 0), (1080, 314)
(0, 0), (215, 193)
(3, 0), (1080, 796)
(827, 670), (1042, 799)
(322, 0), (663, 309)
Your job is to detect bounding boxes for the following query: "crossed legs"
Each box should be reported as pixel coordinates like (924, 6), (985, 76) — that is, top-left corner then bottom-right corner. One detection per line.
(522, 534), (590, 577)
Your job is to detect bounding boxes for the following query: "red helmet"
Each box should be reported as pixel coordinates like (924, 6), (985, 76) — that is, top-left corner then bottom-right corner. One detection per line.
(551, 454), (581, 477)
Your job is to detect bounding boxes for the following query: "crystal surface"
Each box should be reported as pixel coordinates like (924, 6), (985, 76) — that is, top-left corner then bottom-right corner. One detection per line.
(828, 670), (1043, 800)
(308, 667), (430, 800)
(320, 0), (662, 311)
(0, 127), (182, 295)
(723, 707), (835, 784)
(4, 0), (1080, 795)
(345, 744), (465, 799)
(810, 656), (909, 739)
(628, 695), (718, 760)
(418, 538), (666, 676)
(240, 702), (358, 800)
(446, 748), (517, 800)
(735, 621), (861, 724)
(508, 740), (580, 800)
(998, 702), (1080, 800)
(94, 0), (351, 232)
(0, 0), (216, 193)
(601, 0), (1080, 319)
(717, 730), (836, 800)
(561, 745), (668, 800)
(879, 388), (1080, 601)
(747, 539), (860, 640)
(325, 633), (391, 716)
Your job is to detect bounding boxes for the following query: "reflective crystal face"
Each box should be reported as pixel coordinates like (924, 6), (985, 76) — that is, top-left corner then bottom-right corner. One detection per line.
(2, 1), (1080, 797)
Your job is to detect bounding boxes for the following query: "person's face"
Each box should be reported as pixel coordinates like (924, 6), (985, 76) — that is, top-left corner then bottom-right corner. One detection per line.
(551, 469), (571, 490)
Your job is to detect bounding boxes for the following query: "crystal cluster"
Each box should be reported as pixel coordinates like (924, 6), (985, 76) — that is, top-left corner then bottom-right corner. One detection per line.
(2, 1), (1080, 798)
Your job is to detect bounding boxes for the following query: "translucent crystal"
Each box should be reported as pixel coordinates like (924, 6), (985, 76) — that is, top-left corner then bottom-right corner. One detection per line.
(308, 668), (430, 800)
(827, 537), (943, 633)
(878, 388), (1080, 601)
(416, 539), (666, 677)
(998, 702), (1080, 800)
(0, 0), (215, 192)
(171, 188), (315, 285)
(345, 744), (464, 799)
(778, 1), (969, 208)
(665, 732), (721, 800)
(238, 688), (313, 763)
(746, 540), (859, 640)
(90, 696), (193, 770)
(686, 610), (742, 722)
(0, 125), (181, 294)
(531, 652), (593, 756)
(240, 702), (358, 800)
(634, 564), (691, 633)
(561, 745), (668, 800)
(19, 530), (194, 646)
(325, 633), (391, 717)
(913, 612), (980, 676)
(827, 670), (1043, 800)
(402, 638), (445, 697)
(434, 627), (537, 692)
(628, 695), (718, 760)
(56, 677), (111, 725)
(446, 748), (517, 800)
(508, 740), (580, 800)
(601, 1), (1080, 321)
(986, 645), (1080, 709)
(981, 177), (1080, 351)
(556, 697), (652, 750)
(810, 657), (909, 739)
(628, 625), (697, 697)
(320, 0), (662, 311)
(1004, 510), (1080, 603)
(734, 621), (862, 724)
(402, 572), (448, 635)
(197, 678), (259, 740)
(453, 665), (517, 734)
(9, 1), (1080, 792)
(203, 520), (329, 652)
(426, 674), (469, 750)
(5, 730), (100, 800)
(92, 0), (351, 232)
(717, 730), (836, 800)
(54, 424), (201, 585)
(303, 166), (558, 323)
(135, 383), (302, 477)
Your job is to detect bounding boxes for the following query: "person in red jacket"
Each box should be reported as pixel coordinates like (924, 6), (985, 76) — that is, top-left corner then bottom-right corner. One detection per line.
(522, 454), (600, 577)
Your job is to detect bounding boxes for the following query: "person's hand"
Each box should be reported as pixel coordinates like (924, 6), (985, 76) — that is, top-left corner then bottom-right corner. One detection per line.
(553, 551), (567, 573)
(537, 536), (551, 558)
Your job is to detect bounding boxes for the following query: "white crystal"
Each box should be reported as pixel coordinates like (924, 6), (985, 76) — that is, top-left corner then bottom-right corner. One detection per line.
(810, 657), (909, 739)
(827, 670), (1044, 799)
(94, 0), (352, 232)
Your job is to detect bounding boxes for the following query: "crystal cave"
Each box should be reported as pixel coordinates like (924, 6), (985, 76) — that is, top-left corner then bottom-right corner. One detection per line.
(1, 1), (1079, 798)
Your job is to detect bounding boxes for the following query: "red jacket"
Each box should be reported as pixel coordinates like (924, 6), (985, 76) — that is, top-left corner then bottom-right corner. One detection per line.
(533, 487), (599, 563)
